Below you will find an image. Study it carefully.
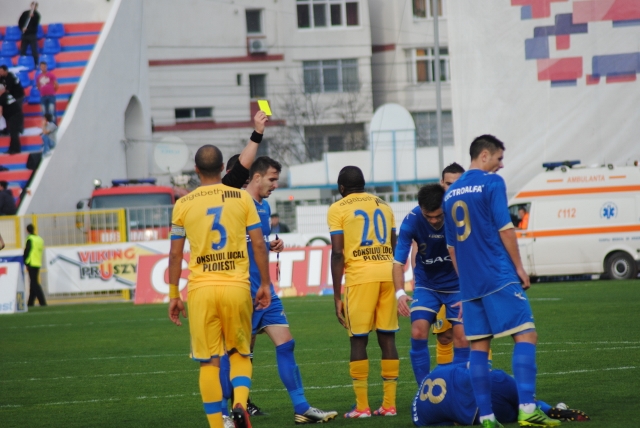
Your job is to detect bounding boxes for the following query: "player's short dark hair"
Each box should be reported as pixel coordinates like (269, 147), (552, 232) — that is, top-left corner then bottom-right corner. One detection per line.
(469, 134), (505, 160)
(270, 213), (279, 218)
(226, 154), (240, 172)
(249, 156), (281, 179)
(40, 61), (47, 65)
(337, 166), (365, 189)
(441, 162), (465, 180)
(418, 183), (445, 212)
(26, 224), (35, 234)
(0, 65), (7, 71)
(0, 180), (8, 190)
(195, 145), (224, 178)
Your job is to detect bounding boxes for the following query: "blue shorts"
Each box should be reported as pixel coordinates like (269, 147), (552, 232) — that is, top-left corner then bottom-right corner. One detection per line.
(462, 283), (535, 340)
(252, 295), (289, 335)
(410, 287), (462, 326)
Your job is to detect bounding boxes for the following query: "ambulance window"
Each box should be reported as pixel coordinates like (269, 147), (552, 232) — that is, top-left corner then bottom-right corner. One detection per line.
(509, 203), (531, 230)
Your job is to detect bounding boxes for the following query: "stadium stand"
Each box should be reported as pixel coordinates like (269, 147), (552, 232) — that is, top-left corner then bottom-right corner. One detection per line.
(0, 22), (103, 207)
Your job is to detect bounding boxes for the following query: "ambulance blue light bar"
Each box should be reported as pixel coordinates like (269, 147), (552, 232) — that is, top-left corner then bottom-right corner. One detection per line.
(111, 178), (157, 186)
(542, 160), (580, 171)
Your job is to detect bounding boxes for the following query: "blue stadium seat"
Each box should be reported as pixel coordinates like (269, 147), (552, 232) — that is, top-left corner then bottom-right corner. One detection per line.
(43, 38), (61, 55)
(4, 26), (22, 42)
(0, 57), (12, 68)
(46, 23), (65, 39)
(17, 55), (35, 71)
(27, 85), (41, 104)
(17, 70), (31, 87)
(0, 40), (19, 58)
(37, 25), (44, 40)
(40, 54), (56, 70)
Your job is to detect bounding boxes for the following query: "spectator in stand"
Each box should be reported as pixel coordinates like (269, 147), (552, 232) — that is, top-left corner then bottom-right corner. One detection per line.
(0, 83), (24, 154)
(270, 213), (290, 233)
(19, 2), (40, 68)
(24, 223), (46, 307)
(41, 113), (57, 156)
(0, 65), (26, 105)
(37, 62), (58, 122)
(0, 181), (18, 215)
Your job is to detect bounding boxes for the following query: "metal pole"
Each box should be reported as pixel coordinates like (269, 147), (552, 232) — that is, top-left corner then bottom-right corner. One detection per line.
(392, 130), (398, 202)
(433, 0), (444, 174)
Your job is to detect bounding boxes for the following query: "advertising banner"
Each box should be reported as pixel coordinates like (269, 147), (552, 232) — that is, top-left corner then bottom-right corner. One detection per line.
(45, 241), (178, 294)
(0, 262), (27, 314)
(135, 245), (415, 304)
(448, 1), (640, 195)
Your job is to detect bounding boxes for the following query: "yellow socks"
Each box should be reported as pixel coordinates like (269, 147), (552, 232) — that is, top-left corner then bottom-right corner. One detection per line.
(229, 353), (252, 409)
(381, 359), (399, 409)
(350, 359), (369, 410)
(436, 340), (454, 365)
(199, 365), (223, 428)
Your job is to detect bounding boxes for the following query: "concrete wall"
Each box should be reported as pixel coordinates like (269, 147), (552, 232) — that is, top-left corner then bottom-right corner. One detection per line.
(19, 0), (152, 214)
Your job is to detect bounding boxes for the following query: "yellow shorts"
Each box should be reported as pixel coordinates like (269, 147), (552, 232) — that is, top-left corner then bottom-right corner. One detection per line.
(432, 305), (453, 334)
(344, 281), (399, 337)
(187, 285), (253, 361)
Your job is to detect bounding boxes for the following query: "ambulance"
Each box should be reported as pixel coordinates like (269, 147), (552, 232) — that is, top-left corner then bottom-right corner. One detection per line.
(508, 162), (640, 280)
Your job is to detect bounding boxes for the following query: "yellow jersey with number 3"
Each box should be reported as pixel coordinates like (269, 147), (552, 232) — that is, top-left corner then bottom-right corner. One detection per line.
(171, 184), (261, 291)
(327, 192), (396, 287)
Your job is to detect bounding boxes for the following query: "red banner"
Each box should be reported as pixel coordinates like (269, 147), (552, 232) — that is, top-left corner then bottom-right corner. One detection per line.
(134, 245), (415, 304)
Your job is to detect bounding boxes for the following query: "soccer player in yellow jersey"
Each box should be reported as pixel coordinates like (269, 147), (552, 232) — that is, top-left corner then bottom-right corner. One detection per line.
(327, 166), (400, 418)
(168, 144), (272, 428)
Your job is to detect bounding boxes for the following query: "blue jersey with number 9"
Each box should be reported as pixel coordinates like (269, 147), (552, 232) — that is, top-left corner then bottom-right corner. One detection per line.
(327, 192), (396, 287)
(443, 170), (520, 301)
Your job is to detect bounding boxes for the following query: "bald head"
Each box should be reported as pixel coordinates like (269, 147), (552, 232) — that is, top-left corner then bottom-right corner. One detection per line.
(195, 145), (224, 178)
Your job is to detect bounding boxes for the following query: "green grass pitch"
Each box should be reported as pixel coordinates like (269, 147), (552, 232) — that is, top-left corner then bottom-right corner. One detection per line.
(1, 280), (639, 427)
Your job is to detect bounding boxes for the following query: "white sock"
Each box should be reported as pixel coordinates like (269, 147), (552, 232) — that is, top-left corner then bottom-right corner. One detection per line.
(479, 413), (496, 422)
(520, 403), (536, 413)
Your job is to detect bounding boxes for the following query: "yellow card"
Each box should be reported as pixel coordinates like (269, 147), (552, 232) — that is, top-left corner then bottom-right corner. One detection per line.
(257, 100), (272, 116)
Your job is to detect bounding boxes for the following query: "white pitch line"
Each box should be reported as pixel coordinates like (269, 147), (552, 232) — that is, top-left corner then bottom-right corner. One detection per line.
(3, 318), (167, 329)
(538, 366), (636, 376)
(0, 369), (194, 384)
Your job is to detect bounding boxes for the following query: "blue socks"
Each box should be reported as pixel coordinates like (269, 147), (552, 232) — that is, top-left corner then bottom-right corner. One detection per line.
(453, 346), (470, 364)
(470, 350), (493, 417)
(513, 342), (537, 405)
(219, 354), (232, 416)
(410, 338), (430, 385)
(537, 400), (551, 414)
(276, 340), (310, 414)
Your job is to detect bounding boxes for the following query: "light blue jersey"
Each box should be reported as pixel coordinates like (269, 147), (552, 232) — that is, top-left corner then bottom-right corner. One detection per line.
(395, 206), (459, 292)
(443, 170), (520, 301)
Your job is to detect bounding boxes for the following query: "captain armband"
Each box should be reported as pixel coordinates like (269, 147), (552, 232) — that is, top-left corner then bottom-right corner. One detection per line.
(170, 224), (186, 240)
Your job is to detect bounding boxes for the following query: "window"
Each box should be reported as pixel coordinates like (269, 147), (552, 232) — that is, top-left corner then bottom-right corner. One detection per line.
(303, 59), (359, 93)
(328, 136), (344, 152)
(408, 47), (450, 83)
(413, 0), (444, 19)
(246, 10), (262, 34)
(249, 74), (266, 98)
(174, 107), (213, 121)
(297, 1), (359, 29)
(412, 111), (454, 147)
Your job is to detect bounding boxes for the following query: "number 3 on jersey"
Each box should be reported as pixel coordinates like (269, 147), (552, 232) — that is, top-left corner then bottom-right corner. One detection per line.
(354, 209), (387, 246)
(206, 206), (227, 250)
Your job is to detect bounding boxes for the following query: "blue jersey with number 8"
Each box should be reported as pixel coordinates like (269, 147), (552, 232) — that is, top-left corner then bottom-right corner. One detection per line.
(443, 170), (520, 301)
(327, 192), (396, 287)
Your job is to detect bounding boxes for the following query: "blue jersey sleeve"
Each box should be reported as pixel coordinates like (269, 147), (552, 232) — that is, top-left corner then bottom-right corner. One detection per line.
(394, 217), (414, 264)
(444, 203), (456, 247)
(488, 176), (513, 230)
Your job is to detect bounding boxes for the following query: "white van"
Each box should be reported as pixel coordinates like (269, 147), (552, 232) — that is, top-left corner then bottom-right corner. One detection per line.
(508, 162), (640, 280)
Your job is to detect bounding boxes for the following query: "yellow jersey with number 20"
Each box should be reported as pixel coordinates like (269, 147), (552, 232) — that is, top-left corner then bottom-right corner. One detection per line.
(327, 192), (396, 287)
(171, 184), (261, 291)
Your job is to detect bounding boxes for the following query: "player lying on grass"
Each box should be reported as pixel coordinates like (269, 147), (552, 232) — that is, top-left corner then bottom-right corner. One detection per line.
(219, 157), (338, 425)
(412, 363), (590, 426)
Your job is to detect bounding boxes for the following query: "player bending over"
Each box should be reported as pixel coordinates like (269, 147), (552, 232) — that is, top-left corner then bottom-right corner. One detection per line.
(219, 157), (337, 425)
(412, 363), (590, 426)
(394, 183), (469, 385)
(168, 145), (272, 428)
(444, 135), (559, 428)
(328, 166), (400, 418)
